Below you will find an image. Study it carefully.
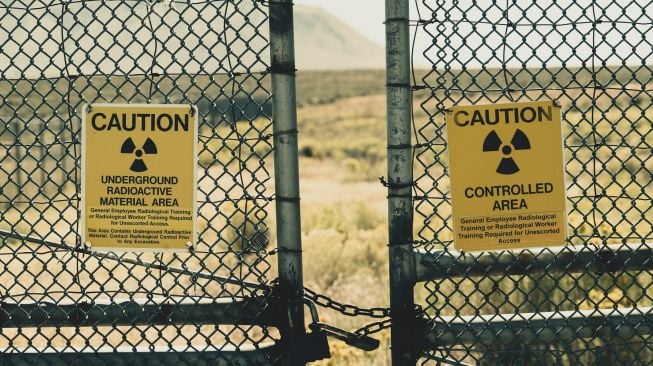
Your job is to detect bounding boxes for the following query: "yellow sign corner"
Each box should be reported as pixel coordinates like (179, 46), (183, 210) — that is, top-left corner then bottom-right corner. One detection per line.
(81, 104), (198, 251)
(446, 100), (567, 252)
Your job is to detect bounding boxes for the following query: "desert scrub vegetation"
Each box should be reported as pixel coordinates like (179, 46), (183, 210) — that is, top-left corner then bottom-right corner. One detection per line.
(301, 199), (390, 365)
(295, 91), (391, 361)
(297, 95), (387, 182)
(292, 93), (391, 363)
(295, 70), (386, 106)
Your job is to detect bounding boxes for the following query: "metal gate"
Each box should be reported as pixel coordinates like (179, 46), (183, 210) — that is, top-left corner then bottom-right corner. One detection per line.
(0, 0), (305, 364)
(386, 0), (653, 364)
(4, 0), (653, 364)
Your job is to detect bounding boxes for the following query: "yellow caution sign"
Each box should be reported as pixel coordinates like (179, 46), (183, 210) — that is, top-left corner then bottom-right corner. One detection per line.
(446, 101), (567, 252)
(81, 104), (198, 251)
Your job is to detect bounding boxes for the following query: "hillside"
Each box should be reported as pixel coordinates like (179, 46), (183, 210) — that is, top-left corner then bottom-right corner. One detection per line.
(294, 5), (385, 70)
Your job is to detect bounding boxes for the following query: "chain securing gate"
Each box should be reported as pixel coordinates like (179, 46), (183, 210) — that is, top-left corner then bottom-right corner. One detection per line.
(385, 0), (653, 364)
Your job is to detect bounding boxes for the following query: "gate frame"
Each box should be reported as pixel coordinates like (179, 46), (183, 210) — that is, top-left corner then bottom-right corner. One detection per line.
(1, 1), (304, 364)
(385, 0), (418, 364)
(384, 0), (653, 364)
(269, 0), (306, 364)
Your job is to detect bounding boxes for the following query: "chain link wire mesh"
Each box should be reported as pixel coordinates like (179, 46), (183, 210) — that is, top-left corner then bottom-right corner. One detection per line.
(412, 0), (653, 364)
(0, 0), (282, 361)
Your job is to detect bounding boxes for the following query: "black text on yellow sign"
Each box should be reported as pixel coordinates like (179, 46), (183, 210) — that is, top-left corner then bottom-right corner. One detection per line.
(446, 101), (567, 252)
(81, 104), (198, 251)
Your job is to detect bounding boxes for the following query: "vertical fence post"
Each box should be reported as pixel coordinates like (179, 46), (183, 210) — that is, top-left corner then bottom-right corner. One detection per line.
(386, 0), (417, 365)
(269, 1), (305, 365)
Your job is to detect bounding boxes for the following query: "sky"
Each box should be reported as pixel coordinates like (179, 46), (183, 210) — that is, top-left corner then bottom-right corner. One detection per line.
(4, 0), (648, 73)
(293, 1), (653, 69)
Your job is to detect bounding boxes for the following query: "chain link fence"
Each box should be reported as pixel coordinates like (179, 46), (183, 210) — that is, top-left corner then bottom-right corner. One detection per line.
(410, 0), (653, 364)
(6, 0), (653, 364)
(0, 0), (285, 363)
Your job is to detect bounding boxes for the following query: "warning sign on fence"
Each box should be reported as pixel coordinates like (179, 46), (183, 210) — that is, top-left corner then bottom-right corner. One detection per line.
(446, 100), (567, 252)
(81, 104), (198, 251)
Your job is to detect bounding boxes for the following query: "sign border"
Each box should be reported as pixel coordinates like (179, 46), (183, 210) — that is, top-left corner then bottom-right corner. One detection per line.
(80, 103), (199, 252)
(446, 100), (569, 252)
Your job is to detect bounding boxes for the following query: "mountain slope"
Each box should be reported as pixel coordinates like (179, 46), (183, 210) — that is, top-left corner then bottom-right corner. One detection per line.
(294, 5), (385, 70)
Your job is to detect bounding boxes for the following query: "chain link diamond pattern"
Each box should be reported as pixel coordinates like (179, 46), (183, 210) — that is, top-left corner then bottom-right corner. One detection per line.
(414, 0), (653, 364)
(0, 0), (279, 359)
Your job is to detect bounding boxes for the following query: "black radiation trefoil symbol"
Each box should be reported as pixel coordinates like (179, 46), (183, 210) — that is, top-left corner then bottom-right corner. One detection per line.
(121, 137), (157, 172)
(482, 129), (531, 175)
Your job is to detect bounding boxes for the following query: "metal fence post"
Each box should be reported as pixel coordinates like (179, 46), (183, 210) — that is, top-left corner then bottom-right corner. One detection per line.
(269, 1), (305, 365)
(386, 0), (417, 365)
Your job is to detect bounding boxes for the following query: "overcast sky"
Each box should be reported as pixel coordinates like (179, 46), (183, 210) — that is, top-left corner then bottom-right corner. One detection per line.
(293, 1), (653, 69)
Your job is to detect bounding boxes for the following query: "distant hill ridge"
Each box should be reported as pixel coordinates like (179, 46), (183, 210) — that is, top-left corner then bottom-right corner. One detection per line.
(294, 5), (385, 70)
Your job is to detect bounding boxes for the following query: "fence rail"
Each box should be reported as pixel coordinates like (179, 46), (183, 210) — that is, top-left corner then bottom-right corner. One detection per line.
(415, 246), (653, 280)
(3, 347), (279, 366)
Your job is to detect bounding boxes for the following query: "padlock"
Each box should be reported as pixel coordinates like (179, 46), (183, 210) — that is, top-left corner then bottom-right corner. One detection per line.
(288, 328), (331, 363)
(286, 300), (331, 363)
